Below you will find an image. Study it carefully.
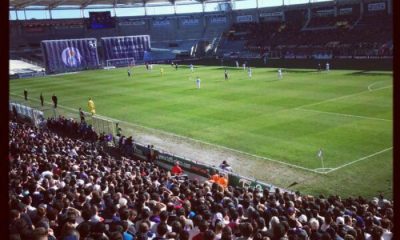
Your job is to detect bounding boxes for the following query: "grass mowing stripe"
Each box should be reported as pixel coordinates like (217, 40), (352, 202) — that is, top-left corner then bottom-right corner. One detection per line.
(10, 67), (393, 198)
(9, 92), (326, 174)
(296, 85), (392, 110)
(294, 108), (392, 122)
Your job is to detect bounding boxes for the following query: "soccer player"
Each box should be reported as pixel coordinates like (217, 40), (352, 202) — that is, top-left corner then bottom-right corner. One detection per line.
(149, 63), (153, 71)
(196, 77), (201, 89)
(175, 63), (178, 70)
(278, 68), (283, 79)
(128, 68), (132, 77)
(51, 94), (58, 108)
(326, 62), (330, 71)
(88, 98), (96, 116)
(243, 62), (246, 70)
(247, 67), (252, 78)
(224, 69), (229, 80)
(190, 64), (194, 72)
(24, 89), (28, 101)
(317, 63), (321, 72)
(160, 68), (164, 76)
(235, 60), (239, 68)
(40, 93), (44, 106)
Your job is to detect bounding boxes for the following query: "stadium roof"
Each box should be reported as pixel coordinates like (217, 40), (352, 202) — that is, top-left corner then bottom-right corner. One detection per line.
(9, 0), (229, 10)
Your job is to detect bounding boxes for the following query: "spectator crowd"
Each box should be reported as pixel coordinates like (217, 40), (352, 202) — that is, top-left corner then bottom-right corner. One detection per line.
(9, 113), (394, 240)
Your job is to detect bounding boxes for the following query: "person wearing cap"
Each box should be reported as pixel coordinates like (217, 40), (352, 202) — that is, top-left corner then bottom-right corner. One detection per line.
(171, 161), (183, 176)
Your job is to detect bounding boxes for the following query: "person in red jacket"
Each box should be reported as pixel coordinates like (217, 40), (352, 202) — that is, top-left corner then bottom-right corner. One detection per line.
(171, 161), (183, 176)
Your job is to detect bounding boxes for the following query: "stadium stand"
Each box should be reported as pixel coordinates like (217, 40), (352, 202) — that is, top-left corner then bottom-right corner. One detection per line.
(9, 1), (392, 65)
(8, 0), (394, 239)
(9, 60), (45, 79)
(9, 109), (394, 240)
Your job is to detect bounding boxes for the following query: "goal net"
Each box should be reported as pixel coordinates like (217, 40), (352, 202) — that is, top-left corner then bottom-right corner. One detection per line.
(91, 115), (116, 137)
(106, 57), (136, 68)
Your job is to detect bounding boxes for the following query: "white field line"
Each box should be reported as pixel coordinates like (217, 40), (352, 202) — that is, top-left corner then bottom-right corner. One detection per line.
(9, 84), (392, 175)
(368, 81), (389, 91)
(10, 92), (323, 174)
(296, 85), (392, 109)
(295, 108), (392, 122)
(326, 147), (393, 173)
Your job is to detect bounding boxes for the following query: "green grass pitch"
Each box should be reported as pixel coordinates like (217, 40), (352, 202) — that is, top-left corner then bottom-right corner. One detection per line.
(9, 64), (393, 198)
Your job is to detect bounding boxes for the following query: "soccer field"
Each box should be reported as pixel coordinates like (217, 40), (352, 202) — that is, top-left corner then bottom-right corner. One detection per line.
(9, 64), (393, 198)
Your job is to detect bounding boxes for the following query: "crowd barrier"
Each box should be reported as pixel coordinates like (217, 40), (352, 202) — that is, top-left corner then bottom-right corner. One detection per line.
(132, 142), (279, 192)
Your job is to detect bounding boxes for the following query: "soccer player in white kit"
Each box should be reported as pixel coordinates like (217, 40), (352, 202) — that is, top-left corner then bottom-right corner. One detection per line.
(278, 68), (283, 79)
(326, 62), (330, 71)
(190, 64), (194, 72)
(236, 60), (239, 68)
(248, 67), (252, 78)
(243, 63), (246, 70)
(196, 77), (201, 89)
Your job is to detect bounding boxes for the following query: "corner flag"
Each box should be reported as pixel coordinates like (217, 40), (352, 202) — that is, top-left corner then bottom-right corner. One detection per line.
(317, 148), (325, 169)
(317, 149), (323, 158)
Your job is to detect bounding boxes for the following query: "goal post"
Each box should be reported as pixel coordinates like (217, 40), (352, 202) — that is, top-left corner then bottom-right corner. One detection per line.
(91, 114), (116, 137)
(106, 57), (136, 68)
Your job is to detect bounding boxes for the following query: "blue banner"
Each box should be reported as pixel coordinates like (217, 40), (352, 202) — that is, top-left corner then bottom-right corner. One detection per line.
(41, 38), (99, 74)
(101, 35), (151, 62)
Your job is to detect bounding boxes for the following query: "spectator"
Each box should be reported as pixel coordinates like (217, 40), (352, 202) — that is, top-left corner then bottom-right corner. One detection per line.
(219, 161), (233, 172)
(51, 94), (58, 108)
(8, 115), (394, 240)
(171, 161), (183, 176)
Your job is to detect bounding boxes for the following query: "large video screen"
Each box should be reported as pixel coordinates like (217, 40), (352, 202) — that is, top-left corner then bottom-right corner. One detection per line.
(41, 38), (99, 73)
(101, 35), (151, 62)
(88, 11), (115, 29)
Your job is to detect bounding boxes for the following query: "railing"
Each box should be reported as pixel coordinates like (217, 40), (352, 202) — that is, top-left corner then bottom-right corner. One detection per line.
(19, 57), (45, 68)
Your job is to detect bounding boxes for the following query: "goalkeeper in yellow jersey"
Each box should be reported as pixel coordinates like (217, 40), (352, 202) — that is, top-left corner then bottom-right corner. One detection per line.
(88, 98), (96, 115)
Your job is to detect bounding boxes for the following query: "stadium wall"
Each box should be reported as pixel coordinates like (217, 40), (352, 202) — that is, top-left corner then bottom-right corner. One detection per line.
(181, 58), (393, 71)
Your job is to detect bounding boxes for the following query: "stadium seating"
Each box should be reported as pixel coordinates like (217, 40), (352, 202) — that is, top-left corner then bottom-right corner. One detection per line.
(8, 109), (394, 240)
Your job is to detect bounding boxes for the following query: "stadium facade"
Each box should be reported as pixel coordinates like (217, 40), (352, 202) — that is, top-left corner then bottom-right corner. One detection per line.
(10, 0), (392, 73)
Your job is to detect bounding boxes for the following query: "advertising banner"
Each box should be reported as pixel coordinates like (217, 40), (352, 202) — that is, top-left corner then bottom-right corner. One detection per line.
(118, 19), (146, 26)
(339, 7), (353, 15)
(368, 2), (386, 11)
(153, 19), (170, 26)
(210, 16), (227, 24)
(259, 12), (283, 17)
(181, 18), (200, 26)
(101, 35), (151, 62)
(41, 38), (99, 74)
(236, 15), (253, 23)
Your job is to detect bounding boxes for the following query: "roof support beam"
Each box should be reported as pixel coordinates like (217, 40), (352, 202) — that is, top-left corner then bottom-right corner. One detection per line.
(81, 0), (95, 8)
(14, 0), (44, 9)
(48, 0), (68, 9)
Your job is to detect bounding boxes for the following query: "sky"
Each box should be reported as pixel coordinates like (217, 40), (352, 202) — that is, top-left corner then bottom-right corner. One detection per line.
(9, 0), (333, 20)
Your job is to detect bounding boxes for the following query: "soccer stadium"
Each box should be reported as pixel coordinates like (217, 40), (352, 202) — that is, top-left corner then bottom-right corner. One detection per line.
(9, 0), (393, 239)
